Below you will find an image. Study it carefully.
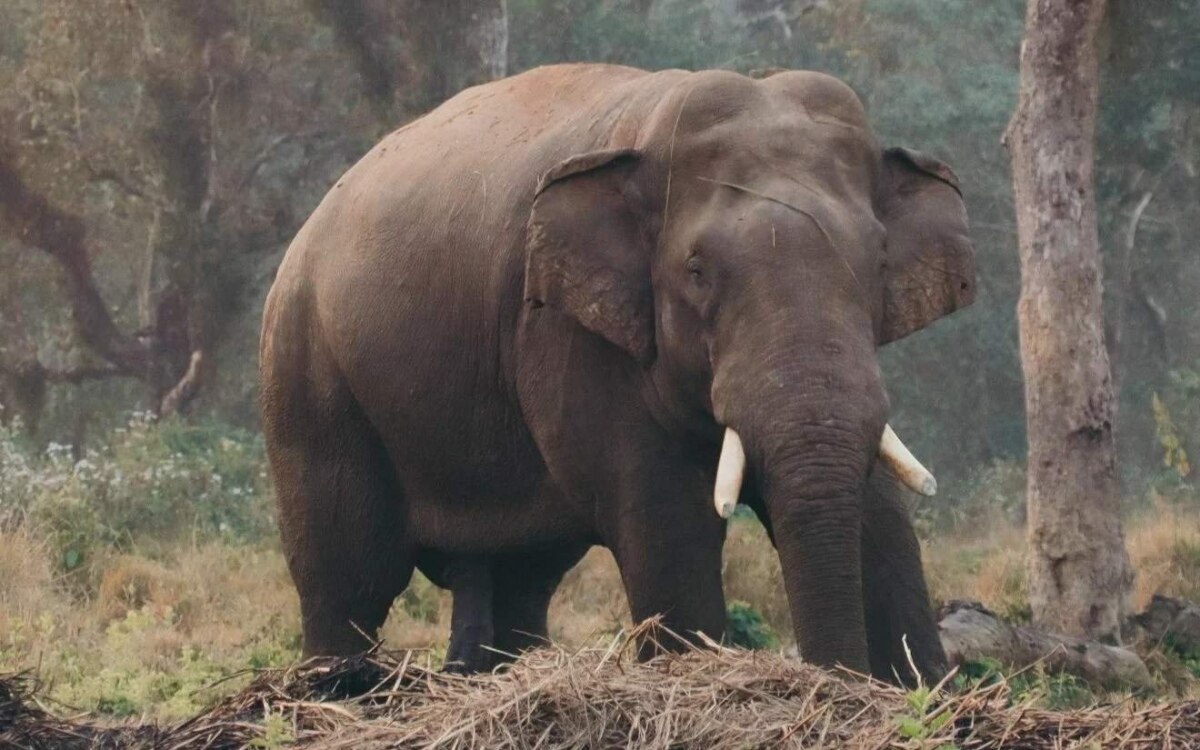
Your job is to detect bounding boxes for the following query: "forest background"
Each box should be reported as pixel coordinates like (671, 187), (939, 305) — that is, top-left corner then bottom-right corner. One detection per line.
(1, 0), (1198, 719)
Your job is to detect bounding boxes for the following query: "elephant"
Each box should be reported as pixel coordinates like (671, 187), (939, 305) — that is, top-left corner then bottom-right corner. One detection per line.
(259, 63), (974, 683)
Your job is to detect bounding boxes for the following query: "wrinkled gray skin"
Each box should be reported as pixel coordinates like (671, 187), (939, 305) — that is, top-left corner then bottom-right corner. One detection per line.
(260, 64), (974, 682)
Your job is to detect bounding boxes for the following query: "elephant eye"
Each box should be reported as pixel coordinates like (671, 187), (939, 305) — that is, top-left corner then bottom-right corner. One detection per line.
(685, 255), (703, 278)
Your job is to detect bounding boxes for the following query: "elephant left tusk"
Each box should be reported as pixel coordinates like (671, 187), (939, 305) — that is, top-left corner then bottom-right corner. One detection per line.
(714, 427), (745, 519)
(879, 424), (937, 496)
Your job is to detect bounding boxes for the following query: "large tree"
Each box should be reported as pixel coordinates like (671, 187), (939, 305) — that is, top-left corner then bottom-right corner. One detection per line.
(0, 0), (510, 436)
(1006, 0), (1132, 640)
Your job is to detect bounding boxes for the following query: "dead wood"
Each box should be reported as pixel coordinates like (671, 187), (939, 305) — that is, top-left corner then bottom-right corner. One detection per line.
(939, 600), (1154, 689)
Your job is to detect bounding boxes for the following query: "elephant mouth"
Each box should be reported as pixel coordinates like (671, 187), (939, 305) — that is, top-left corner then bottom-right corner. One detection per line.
(711, 423), (935, 518)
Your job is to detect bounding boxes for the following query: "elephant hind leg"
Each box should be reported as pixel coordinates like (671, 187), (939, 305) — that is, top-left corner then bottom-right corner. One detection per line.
(490, 545), (587, 658)
(440, 555), (497, 674)
(426, 545), (586, 673)
(264, 356), (411, 657)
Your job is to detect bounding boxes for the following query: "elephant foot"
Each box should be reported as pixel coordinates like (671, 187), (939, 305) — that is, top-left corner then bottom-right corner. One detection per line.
(442, 624), (497, 674)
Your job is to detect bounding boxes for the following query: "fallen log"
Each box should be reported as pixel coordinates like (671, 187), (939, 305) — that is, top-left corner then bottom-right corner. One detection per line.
(938, 600), (1154, 689)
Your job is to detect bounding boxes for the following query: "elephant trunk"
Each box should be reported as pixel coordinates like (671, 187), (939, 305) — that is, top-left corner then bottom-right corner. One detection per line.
(759, 420), (876, 673)
(711, 328), (892, 673)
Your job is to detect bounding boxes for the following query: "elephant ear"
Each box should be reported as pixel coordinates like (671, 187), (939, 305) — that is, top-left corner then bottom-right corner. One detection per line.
(524, 149), (655, 364)
(878, 147), (976, 344)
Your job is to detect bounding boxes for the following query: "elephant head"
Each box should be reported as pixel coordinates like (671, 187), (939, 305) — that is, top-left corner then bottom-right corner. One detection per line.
(523, 71), (973, 672)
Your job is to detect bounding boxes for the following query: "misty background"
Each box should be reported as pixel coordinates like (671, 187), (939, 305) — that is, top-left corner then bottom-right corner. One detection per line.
(1, 0), (1197, 511)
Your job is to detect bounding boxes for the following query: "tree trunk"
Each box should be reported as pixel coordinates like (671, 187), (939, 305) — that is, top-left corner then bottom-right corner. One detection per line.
(0, 142), (152, 377)
(1006, 0), (1133, 641)
(408, 0), (508, 107)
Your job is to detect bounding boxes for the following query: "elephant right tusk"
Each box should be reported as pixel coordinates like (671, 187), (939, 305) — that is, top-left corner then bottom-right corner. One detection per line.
(879, 424), (937, 496)
(714, 427), (745, 519)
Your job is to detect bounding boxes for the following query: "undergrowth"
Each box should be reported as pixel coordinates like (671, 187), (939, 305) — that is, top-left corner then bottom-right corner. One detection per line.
(1, 418), (1199, 719)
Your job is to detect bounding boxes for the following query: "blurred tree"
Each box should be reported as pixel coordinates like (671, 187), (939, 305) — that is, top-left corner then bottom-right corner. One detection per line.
(305, 0), (508, 117)
(1006, 0), (1132, 640)
(0, 0), (508, 437)
(1098, 0), (1200, 479)
(0, 0), (1196, 508)
(0, 1), (350, 426)
(402, 0), (509, 108)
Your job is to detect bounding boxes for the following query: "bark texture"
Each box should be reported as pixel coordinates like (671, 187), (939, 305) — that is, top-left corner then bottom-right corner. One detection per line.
(1006, 0), (1133, 641)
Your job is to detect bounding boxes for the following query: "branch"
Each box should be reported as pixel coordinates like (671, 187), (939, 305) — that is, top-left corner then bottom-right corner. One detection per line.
(159, 349), (205, 416)
(0, 139), (152, 375)
(42, 362), (127, 384)
(1123, 190), (1155, 256)
(306, 0), (397, 108)
(235, 132), (295, 194)
(81, 156), (163, 208)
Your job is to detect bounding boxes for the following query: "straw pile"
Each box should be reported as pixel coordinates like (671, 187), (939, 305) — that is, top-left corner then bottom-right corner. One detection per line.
(2, 623), (1198, 749)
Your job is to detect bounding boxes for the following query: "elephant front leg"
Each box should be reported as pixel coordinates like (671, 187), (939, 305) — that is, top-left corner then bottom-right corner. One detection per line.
(861, 465), (948, 685)
(443, 556), (497, 674)
(606, 461), (728, 659)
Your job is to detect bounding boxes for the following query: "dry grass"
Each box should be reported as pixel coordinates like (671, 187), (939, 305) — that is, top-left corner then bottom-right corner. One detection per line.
(924, 523), (1031, 622)
(924, 505), (1200, 622)
(3, 626), (1200, 749)
(0, 529), (66, 647)
(0, 534), (300, 719)
(1127, 502), (1200, 609)
(3, 509), (1200, 722)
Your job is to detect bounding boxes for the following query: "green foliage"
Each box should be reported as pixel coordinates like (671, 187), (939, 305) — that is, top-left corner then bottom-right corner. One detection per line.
(510, 0), (738, 73)
(54, 607), (231, 719)
(1160, 631), (1200, 682)
(1176, 649), (1200, 681)
(1152, 393), (1191, 481)
(0, 415), (274, 573)
(1011, 669), (1096, 711)
(246, 630), (303, 671)
(725, 600), (778, 651)
(953, 656), (1005, 688)
(397, 571), (443, 624)
(954, 658), (1099, 711)
(249, 713), (296, 749)
(895, 683), (956, 747)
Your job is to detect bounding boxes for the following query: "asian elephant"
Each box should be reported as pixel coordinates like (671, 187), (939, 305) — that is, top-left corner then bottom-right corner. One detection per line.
(259, 63), (974, 683)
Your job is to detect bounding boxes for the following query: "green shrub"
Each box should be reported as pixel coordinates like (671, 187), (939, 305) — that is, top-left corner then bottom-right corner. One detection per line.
(725, 601), (779, 650)
(1161, 633), (1200, 681)
(398, 571), (443, 624)
(954, 658), (1099, 710)
(51, 607), (230, 719)
(0, 415), (274, 574)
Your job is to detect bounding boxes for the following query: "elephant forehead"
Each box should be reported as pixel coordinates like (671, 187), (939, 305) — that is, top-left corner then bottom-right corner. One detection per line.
(669, 69), (870, 134)
(665, 82), (879, 195)
(760, 70), (871, 130)
(674, 117), (880, 209)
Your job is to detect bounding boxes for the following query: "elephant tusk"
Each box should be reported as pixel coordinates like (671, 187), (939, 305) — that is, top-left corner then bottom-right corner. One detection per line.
(879, 424), (937, 496)
(714, 427), (746, 519)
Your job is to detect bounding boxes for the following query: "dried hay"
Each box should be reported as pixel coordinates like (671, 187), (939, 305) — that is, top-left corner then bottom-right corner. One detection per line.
(2, 622), (1198, 749)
